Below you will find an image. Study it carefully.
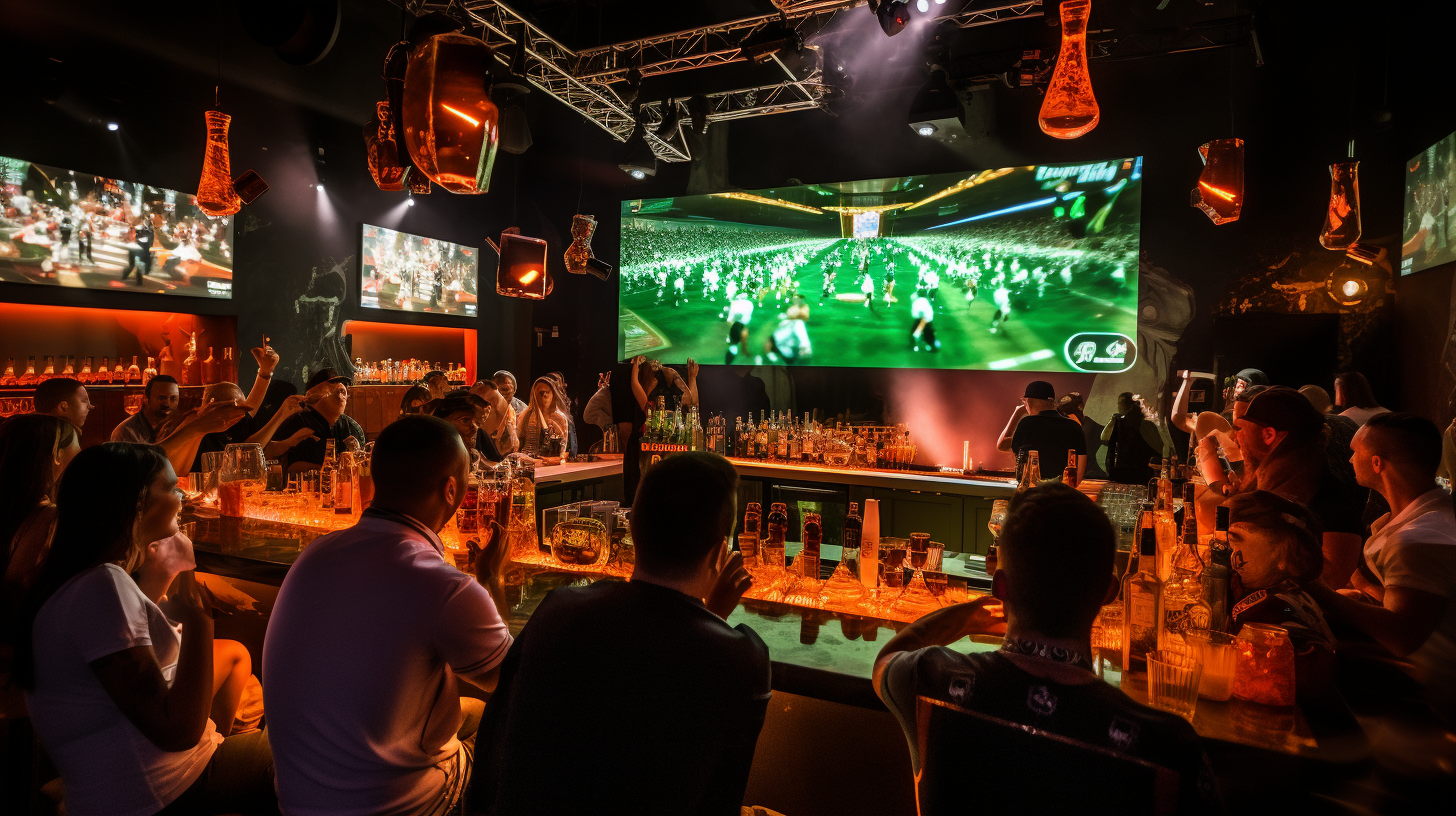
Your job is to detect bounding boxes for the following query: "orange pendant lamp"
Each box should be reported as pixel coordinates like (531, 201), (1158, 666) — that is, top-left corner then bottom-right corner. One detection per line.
(1039, 0), (1100, 140)
(197, 110), (244, 217)
(364, 101), (409, 192)
(1191, 138), (1245, 224)
(1319, 161), (1362, 249)
(401, 32), (500, 194)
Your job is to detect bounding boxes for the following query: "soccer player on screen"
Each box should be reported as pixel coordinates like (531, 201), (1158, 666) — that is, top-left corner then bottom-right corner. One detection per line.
(725, 294), (755, 364)
(910, 289), (938, 353)
(990, 280), (1012, 334)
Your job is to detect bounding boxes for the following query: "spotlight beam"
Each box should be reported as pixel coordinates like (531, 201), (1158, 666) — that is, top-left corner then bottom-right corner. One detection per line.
(926, 197), (1058, 229)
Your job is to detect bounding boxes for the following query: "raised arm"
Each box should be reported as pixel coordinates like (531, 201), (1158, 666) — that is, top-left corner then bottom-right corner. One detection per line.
(1170, 372), (1196, 434)
(244, 394), (307, 449)
(243, 341), (280, 416)
(156, 401), (248, 476)
(630, 356), (650, 412)
(996, 404), (1028, 453)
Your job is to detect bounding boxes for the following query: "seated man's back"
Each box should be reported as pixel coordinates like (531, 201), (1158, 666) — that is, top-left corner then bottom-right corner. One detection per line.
(470, 580), (770, 815)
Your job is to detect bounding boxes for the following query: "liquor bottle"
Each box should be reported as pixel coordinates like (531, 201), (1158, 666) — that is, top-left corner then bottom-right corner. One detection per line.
(126, 356), (142, 384)
(767, 414), (780, 461)
(96, 357), (111, 384)
(202, 347), (217, 384)
(860, 499), (881, 587)
(114, 358), (125, 382)
(1153, 460), (1178, 581)
(319, 439), (337, 509)
(841, 501), (863, 580)
(755, 416), (768, 459)
(79, 357), (93, 383)
(739, 502), (761, 567)
(1062, 448), (1079, 487)
(1122, 526), (1164, 675)
(0, 357), (17, 387)
(733, 418), (745, 457)
(1013, 448), (1027, 483)
(764, 502), (789, 571)
(222, 347), (236, 384)
(18, 356), (37, 386)
(1201, 505), (1233, 632)
(801, 412), (816, 461)
(334, 450), (355, 515)
(787, 419), (802, 461)
(142, 357), (157, 387)
(1016, 450), (1041, 493)
(798, 512), (823, 581)
(1172, 480), (1204, 577)
(61, 356), (75, 377)
(40, 355), (55, 382)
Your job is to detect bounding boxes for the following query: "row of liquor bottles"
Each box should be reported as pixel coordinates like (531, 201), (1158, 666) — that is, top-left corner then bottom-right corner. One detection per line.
(350, 358), (470, 385)
(652, 407), (916, 470)
(0, 352), (238, 388)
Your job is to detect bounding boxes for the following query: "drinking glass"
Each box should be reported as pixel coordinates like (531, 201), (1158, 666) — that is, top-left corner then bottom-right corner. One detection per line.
(1186, 630), (1237, 701)
(988, 499), (1009, 540)
(124, 394), (144, 415)
(1147, 649), (1203, 721)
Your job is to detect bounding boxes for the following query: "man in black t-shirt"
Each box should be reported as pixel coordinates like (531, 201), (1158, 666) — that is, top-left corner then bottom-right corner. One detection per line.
(468, 453), (767, 816)
(998, 380), (1087, 480)
(874, 484), (1221, 815)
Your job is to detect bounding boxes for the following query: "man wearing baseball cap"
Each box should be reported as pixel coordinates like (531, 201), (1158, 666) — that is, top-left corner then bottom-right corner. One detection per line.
(1233, 386), (1365, 586)
(273, 367), (367, 472)
(997, 380), (1087, 482)
(430, 392), (505, 467)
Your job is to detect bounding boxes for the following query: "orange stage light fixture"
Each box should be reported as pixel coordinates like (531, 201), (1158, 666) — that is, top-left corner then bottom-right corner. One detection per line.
(402, 32), (500, 194)
(1038, 0), (1099, 140)
(490, 229), (551, 300)
(364, 101), (409, 191)
(1190, 138), (1244, 225)
(196, 111), (244, 217)
(1319, 161), (1361, 250)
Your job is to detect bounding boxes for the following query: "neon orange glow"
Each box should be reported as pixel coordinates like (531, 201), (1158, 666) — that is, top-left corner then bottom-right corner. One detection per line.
(709, 192), (823, 214)
(518, 269), (540, 285)
(196, 111), (243, 217)
(1039, 0), (1100, 140)
(441, 103), (480, 127)
(1198, 181), (1237, 202)
(342, 320), (477, 383)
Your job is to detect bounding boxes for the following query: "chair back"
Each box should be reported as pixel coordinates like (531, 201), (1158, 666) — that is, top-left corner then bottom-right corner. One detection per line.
(914, 695), (1179, 816)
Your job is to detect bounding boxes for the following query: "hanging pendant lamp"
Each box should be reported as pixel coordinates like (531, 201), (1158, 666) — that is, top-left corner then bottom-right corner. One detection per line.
(364, 101), (409, 191)
(401, 31), (500, 194)
(1039, 0), (1099, 140)
(197, 110), (244, 217)
(1319, 161), (1362, 250)
(1191, 138), (1245, 224)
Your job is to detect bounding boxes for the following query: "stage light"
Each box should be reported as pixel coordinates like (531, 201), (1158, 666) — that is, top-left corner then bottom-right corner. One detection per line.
(907, 69), (963, 140)
(870, 0), (909, 37)
(1039, 0), (1099, 139)
(1190, 138), (1244, 225)
(1319, 160), (1361, 250)
(316, 183), (325, 191)
(655, 99), (682, 140)
(401, 31), (500, 194)
(492, 230), (551, 300)
(916, 124), (936, 136)
(107, 122), (119, 131)
(407, 196), (415, 207)
(739, 21), (801, 64)
(619, 114), (657, 180)
(916, 0), (929, 12)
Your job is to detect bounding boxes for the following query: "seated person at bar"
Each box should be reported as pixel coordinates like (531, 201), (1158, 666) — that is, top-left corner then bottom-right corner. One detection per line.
(545, 371), (579, 455)
(133, 531), (262, 738)
(1224, 491), (1338, 702)
(430, 393), (504, 466)
(1231, 386), (1364, 587)
(190, 342), (309, 471)
(265, 416), (511, 815)
(493, 369), (527, 415)
(16, 443), (275, 816)
(269, 368), (365, 472)
(33, 376), (93, 430)
(400, 384), (432, 416)
(111, 374), (249, 477)
(468, 379), (518, 455)
(1309, 412), (1456, 722)
(997, 379), (1087, 480)
(515, 376), (570, 461)
(468, 452), (768, 816)
(873, 483), (1220, 815)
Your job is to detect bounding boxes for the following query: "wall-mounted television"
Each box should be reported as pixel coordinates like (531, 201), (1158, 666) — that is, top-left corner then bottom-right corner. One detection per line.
(617, 158), (1143, 372)
(1402, 130), (1456, 275)
(0, 154), (234, 299)
(360, 223), (478, 316)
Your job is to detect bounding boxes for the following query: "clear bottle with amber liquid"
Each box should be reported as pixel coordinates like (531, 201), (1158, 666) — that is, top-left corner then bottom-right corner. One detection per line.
(61, 356), (75, 378)
(112, 358), (124, 382)
(1061, 448), (1079, 488)
(1122, 526), (1164, 675)
(1153, 458), (1178, 581)
(738, 502), (761, 568)
(39, 356), (55, 382)
(0, 357), (17, 387)
(18, 356), (38, 386)
(334, 450), (355, 516)
(142, 357), (158, 387)
(1016, 450), (1041, 493)
(125, 356), (142, 385)
(319, 439), (337, 510)
(79, 357), (94, 383)
(763, 502), (788, 572)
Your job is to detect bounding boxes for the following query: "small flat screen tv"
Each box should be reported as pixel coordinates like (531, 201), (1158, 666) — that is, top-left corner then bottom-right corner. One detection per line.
(0, 155), (234, 299)
(360, 223), (478, 316)
(617, 157), (1143, 372)
(1402, 130), (1456, 275)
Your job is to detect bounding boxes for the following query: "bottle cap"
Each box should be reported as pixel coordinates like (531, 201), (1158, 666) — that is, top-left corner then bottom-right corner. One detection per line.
(1140, 526), (1158, 556)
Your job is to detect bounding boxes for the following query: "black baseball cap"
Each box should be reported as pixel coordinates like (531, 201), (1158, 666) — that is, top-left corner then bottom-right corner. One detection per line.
(305, 368), (352, 392)
(429, 395), (484, 418)
(1024, 380), (1056, 400)
(1242, 386), (1324, 438)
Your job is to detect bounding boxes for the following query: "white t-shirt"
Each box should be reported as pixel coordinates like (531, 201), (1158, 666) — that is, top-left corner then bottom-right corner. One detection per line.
(911, 296), (934, 322)
(26, 564), (219, 816)
(727, 297), (754, 325)
(263, 512), (512, 816)
(1340, 406), (1391, 426)
(1365, 488), (1456, 714)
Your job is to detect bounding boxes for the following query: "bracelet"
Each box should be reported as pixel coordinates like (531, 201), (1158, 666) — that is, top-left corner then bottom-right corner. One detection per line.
(258, 372), (273, 379)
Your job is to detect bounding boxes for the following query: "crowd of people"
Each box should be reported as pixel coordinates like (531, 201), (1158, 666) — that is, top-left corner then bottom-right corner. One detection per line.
(0, 348), (1453, 814)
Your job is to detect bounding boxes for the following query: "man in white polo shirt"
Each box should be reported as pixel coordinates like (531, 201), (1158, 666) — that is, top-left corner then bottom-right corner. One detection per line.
(264, 415), (512, 815)
(1310, 412), (1456, 722)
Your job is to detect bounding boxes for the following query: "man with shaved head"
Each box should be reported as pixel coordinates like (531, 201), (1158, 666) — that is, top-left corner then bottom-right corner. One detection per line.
(1309, 412), (1456, 722)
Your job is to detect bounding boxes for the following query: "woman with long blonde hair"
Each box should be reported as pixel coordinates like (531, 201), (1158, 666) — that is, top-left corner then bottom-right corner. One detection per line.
(516, 376), (571, 460)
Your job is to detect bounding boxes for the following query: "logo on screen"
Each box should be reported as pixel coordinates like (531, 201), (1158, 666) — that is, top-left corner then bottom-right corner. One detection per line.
(1063, 332), (1136, 373)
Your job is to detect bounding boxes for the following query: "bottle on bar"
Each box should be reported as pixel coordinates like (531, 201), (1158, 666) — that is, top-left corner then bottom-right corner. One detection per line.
(788, 418), (802, 462)
(1122, 526), (1164, 675)
(61, 356), (75, 378)
(739, 502), (761, 568)
(96, 357), (111, 385)
(113, 358), (125, 382)
(1153, 459), (1178, 581)
(1201, 505), (1233, 632)
(763, 502), (788, 572)
(767, 414), (780, 461)
(798, 512), (823, 582)
(755, 415), (768, 460)
(1016, 450), (1041, 493)
(202, 347), (217, 384)
(801, 412), (815, 461)
(319, 439), (337, 510)
(860, 499), (881, 587)
(1062, 448), (1079, 488)
(126, 356), (141, 384)
(79, 357), (93, 383)
(841, 501), (863, 579)
(18, 356), (37, 386)
(1, 357), (18, 387)
(142, 357), (157, 387)
(40, 355), (55, 382)
(334, 450), (355, 515)
(1013, 448), (1026, 483)
(1172, 480), (1203, 577)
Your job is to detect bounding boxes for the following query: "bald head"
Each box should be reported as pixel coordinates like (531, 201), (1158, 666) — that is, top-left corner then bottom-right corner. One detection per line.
(204, 382), (245, 404)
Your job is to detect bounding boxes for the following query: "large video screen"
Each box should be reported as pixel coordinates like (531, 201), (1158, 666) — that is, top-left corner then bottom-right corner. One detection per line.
(360, 224), (478, 316)
(0, 155), (234, 299)
(1402, 130), (1456, 275)
(618, 159), (1142, 372)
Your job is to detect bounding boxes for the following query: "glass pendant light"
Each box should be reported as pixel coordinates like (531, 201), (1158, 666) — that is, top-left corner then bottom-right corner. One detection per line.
(1039, 0), (1099, 139)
